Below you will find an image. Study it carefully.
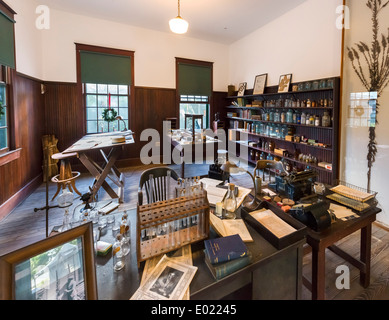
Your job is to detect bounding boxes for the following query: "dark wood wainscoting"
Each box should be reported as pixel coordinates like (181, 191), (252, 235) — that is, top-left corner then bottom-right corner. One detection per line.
(0, 72), (45, 220)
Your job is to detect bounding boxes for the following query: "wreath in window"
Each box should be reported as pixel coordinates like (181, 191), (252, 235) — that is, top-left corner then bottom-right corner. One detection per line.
(102, 108), (117, 122)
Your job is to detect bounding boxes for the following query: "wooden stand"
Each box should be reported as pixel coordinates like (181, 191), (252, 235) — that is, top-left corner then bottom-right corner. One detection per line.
(136, 190), (210, 266)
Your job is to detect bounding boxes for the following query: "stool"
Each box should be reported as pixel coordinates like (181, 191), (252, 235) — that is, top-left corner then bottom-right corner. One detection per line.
(51, 152), (82, 201)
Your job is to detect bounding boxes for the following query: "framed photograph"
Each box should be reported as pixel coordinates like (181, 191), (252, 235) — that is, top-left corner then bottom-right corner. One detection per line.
(278, 74), (292, 93)
(237, 82), (247, 96)
(253, 74), (267, 95)
(131, 255), (197, 300)
(0, 222), (97, 300)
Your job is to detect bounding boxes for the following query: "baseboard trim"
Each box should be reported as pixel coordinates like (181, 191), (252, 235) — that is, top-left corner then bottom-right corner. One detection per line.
(0, 174), (43, 222)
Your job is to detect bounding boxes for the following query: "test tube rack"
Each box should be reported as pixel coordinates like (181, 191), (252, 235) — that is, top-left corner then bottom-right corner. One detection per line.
(136, 190), (210, 266)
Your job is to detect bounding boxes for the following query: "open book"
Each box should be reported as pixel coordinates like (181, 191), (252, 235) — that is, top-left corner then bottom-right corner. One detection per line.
(200, 178), (252, 207)
(249, 209), (296, 238)
(210, 214), (253, 242)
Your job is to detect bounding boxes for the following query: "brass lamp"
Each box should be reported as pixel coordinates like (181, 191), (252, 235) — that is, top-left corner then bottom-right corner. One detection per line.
(220, 161), (260, 211)
(115, 115), (128, 131)
(253, 160), (287, 194)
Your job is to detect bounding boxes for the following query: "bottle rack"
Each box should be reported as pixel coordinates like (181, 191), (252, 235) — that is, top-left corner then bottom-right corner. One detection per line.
(136, 191), (210, 266)
(225, 77), (340, 185)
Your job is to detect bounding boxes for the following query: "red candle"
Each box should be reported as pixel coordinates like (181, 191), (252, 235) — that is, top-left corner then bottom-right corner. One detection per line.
(108, 93), (111, 109)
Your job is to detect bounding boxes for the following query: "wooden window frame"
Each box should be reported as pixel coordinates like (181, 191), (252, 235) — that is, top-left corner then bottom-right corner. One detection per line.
(75, 43), (135, 137)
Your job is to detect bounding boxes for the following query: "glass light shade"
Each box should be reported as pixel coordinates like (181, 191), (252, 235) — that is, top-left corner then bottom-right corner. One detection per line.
(169, 16), (189, 34)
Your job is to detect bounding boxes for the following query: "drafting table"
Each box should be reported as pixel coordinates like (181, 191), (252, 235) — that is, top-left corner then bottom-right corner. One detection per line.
(63, 130), (135, 202)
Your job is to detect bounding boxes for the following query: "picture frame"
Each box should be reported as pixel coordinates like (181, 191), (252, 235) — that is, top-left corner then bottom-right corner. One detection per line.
(278, 74), (292, 93)
(237, 82), (247, 96)
(0, 222), (97, 300)
(253, 74), (267, 95)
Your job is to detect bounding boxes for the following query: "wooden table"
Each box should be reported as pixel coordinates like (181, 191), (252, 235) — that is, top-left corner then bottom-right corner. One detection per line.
(302, 206), (380, 300)
(93, 207), (305, 300)
(168, 130), (219, 178)
(63, 131), (134, 202)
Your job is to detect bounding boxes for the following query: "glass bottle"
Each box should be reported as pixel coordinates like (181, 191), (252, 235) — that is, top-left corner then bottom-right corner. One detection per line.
(306, 114), (311, 125)
(309, 114), (315, 126)
(274, 109), (280, 122)
(275, 124), (281, 139)
(113, 234), (125, 271)
(286, 109), (293, 123)
(120, 211), (130, 238)
(301, 112), (306, 125)
(269, 110), (274, 122)
(223, 184), (237, 220)
(292, 111), (297, 124)
(315, 115), (320, 127)
(121, 235), (130, 256)
(306, 99), (312, 108)
(322, 111), (331, 127)
(120, 212), (131, 256)
(280, 111), (286, 123)
(59, 209), (71, 232)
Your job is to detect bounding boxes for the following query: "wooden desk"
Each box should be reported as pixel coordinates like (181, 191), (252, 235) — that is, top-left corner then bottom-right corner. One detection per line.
(302, 206), (380, 300)
(63, 131), (134, 202)
(94, 208), (305, 300)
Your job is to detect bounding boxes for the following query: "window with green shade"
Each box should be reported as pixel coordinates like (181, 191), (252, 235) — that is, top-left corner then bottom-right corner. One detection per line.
(0, 10), (16, 69)
(76, 44), (134, 134)
(176, 58), (213, 129)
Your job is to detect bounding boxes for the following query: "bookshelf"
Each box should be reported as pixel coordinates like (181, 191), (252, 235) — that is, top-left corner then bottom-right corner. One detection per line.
(225, 77), (340, 185)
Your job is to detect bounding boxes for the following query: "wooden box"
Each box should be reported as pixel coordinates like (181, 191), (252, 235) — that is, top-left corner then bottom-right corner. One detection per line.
(241, 201), (306, 250)
(136, 191), (210, 266)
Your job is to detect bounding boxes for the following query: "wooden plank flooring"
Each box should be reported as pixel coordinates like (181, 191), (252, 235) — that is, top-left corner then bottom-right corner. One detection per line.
(1, 163), (388, 300)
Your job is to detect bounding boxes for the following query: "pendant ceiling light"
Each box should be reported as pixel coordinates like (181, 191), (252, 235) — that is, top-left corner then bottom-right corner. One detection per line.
(169, 0), (189, 34)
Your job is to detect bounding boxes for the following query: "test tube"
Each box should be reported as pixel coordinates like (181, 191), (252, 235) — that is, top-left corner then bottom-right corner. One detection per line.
(170, 220), (175, 248)
(167, 170), (171, 200)
(175, 220), (181, 246)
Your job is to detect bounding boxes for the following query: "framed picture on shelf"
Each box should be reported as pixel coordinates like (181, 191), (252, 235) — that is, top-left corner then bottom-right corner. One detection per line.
(278, 74), (292, 93)
(237, 82), (247, 96)
(0, 222), (97, 300)
(253, 74), (267, 95)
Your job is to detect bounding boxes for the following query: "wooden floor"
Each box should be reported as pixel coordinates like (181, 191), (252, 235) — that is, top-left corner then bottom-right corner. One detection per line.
(1, 163), (389, 300)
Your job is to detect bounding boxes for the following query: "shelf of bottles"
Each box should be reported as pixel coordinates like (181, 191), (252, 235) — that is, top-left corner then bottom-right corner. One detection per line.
(136, 180), (209, 265)
(225, 77), (340, 185)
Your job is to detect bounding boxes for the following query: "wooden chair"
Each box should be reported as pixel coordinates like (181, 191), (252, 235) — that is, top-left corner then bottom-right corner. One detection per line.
(51, 152), (82, 201)
(138, 167), (179, 205)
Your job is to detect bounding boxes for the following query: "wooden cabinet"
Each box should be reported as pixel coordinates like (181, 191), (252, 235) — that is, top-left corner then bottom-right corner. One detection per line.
(225, 77), (340, 185)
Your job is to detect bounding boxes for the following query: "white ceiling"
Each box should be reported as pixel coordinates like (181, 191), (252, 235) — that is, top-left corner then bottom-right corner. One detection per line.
(39, 0), (307, 44)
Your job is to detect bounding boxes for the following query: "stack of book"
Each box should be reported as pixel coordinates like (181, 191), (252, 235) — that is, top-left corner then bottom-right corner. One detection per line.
(204, 234), (252, 280)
